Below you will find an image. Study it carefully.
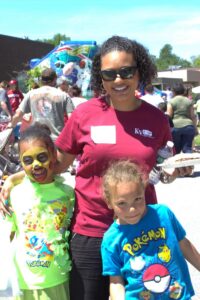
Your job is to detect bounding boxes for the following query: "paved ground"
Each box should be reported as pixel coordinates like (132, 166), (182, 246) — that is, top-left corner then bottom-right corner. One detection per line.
(0, 168), (199, 299)
(155, 166), (200, 300)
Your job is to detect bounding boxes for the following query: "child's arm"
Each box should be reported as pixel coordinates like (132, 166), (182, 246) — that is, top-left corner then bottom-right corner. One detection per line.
(179, 237), (200, 271)
(109, 275), (125, 300)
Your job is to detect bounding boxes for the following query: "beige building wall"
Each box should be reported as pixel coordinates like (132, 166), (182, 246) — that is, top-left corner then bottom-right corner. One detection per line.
(158, 68), (200, 86)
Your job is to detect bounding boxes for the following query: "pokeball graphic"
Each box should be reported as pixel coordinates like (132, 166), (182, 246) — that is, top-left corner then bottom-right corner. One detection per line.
(142, 264), (171, 293)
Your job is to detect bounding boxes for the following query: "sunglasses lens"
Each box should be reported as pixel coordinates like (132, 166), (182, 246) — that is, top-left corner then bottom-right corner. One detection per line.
(101, 70), (116, 81)
(101, 66), (137, 81)
(120, 67), (137, 79)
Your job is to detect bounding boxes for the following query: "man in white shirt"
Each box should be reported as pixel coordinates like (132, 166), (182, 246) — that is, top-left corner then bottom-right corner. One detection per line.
(141, 84), (164, 108)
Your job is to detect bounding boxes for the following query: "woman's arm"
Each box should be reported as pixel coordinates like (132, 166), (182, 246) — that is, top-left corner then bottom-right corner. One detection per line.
(109, 276), (125, 300)
(179, 237), (200, 271)
(0, 170), (25, 216)
(54, 148), (76, 174)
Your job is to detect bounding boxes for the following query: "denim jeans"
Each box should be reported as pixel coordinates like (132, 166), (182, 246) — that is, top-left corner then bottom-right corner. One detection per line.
(172, 125), (195, 153)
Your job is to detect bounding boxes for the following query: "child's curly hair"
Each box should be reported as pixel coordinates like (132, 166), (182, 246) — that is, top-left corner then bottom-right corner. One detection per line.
(91, 35), (157, 95)
(102, 160), (147, 205)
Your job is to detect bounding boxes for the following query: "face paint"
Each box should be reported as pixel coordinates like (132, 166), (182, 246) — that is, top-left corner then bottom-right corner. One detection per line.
(20, 146), (54, 183)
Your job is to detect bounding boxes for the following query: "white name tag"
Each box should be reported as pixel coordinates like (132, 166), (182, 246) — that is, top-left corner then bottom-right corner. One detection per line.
(91, 126), (116, 144)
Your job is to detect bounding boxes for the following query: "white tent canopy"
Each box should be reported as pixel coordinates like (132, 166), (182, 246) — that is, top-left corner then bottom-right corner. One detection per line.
(192, 86), (200, 93)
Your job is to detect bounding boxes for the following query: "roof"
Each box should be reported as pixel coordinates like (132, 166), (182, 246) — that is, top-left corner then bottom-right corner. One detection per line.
(0, 34), (54, 81)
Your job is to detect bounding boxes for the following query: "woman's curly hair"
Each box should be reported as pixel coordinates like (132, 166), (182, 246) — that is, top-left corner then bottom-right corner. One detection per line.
(91, 35), (157, 95)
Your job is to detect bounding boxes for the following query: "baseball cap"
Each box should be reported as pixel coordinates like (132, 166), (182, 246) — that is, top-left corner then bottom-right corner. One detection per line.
(9, 79), (17, 85)
(41, 68), (57, 83)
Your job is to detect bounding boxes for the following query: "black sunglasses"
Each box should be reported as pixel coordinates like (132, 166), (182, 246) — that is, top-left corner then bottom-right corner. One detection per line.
(100, 66), (137, 81)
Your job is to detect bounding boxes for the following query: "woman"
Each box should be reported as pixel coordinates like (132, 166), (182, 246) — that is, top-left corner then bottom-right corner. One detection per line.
(167, 83), (197, 153)
(0, 36), (192, 300)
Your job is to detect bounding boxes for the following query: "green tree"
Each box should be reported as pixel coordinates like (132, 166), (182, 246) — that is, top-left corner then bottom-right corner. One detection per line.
(191, 55), (200, 67)
(156, 44), (191, 71)
(26, 67), (42, 90)
(36, 33), (71, 46)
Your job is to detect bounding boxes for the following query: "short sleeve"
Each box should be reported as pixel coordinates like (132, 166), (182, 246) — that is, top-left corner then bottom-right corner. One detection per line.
(55, 108), (82, 155)
(166, 206), (186, 242)
(101, 239), (122, 276)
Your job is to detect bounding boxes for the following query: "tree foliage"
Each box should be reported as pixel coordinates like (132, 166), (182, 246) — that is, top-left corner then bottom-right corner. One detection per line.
(155, 44), (191, 71)
(191, 55), (200, 67)
(26, 67), (42, 90)
(36, 33), (71, 47)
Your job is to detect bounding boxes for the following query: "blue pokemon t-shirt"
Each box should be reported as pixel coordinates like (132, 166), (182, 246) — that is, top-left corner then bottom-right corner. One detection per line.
(101, 204), (194, 300)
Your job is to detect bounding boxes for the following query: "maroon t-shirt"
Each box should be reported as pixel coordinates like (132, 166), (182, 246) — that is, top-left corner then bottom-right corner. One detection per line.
(56, 98), (172, 237)
(7, 89), (24, 113)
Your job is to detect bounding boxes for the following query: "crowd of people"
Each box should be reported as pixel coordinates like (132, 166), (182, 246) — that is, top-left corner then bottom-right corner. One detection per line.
(0, 35), (199, 300)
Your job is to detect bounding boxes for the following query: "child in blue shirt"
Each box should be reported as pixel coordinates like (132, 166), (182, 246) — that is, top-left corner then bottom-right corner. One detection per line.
(101, 160), (200, 300)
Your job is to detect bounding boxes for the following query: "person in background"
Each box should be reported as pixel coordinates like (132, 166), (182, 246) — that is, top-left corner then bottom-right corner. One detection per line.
(56, 76), (70, 93)
(7, 79), (24, 114)
(7, 68), (73, 141)
(6, 79), (23, 139)
(165, 86), (173, 102)
(0, 36), (193, 300)
(167, 83), (198, 153)
(0, 81), (12, 119)
(141, 84), (164, 107)
(158, 102), (174, 128)
(56, 76), (75, 120)
(184, 86), (193, 101)
(6, 123), (75, 300)
(68, 84), (87, 108)
(66, 84), (88, 175)
(101, 160), (200, 299)
(193, 97), (200, 127)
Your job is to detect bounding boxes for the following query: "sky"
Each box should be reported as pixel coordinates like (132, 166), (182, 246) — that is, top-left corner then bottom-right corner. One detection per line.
(1, 0), (200, 61)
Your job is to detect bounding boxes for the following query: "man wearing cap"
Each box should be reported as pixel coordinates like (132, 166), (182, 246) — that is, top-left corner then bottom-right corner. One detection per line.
(56, 76), (74, 120)
(7, 79), (24, 113)
(7, 68), (74, 141)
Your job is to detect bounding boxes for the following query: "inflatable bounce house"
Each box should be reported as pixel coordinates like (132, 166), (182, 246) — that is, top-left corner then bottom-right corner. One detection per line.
(29, 40), (98, 98)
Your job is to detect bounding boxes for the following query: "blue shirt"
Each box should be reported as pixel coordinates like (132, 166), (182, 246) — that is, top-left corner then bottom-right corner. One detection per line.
(101, 204), (194, 299)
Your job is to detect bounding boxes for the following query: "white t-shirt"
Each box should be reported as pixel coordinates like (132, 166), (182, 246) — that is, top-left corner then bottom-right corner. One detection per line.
(71, 97), (87, 108)
(141, 93), (164, 108)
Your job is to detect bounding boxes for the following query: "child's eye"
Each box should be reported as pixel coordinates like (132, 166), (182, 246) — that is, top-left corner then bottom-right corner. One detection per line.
(135, 197), (143, 202)
(117, 202), (126, 207)
(37, 153), (49, 163)
(23, 156), (33, 165)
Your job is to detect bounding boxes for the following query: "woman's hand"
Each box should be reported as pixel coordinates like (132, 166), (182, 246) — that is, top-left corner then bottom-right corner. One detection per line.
(160, 165), (194, 183)
(0, 177), (15, 217)
(174, 165), (194, 177)
(0, 171), (25, 217)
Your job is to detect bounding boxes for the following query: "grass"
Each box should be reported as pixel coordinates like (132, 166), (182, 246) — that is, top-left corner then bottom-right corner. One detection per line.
(194, 134), (200, 146)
